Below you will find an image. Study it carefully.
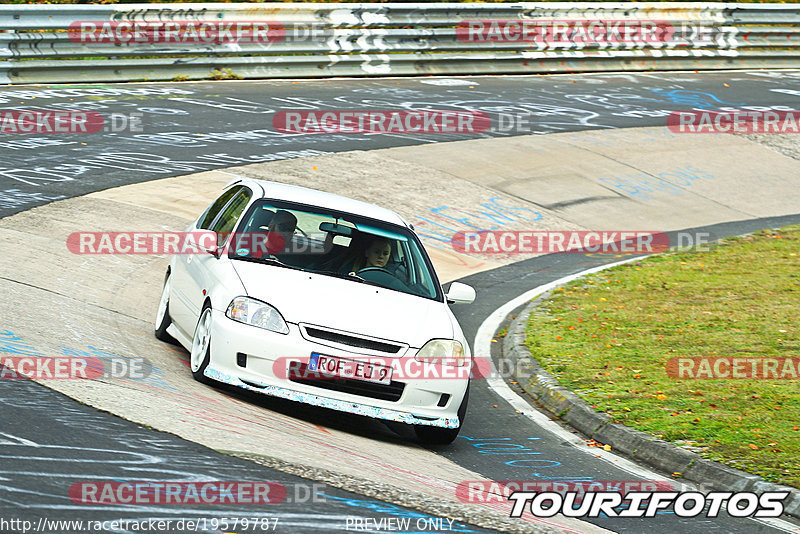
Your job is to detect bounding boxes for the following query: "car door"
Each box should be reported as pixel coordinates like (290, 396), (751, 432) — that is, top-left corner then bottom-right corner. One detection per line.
(170, 185), (251, 336)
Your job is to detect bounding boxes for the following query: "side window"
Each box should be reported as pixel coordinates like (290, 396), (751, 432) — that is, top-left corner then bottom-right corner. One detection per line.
(210, 188), (252, 245)
(197, 186), (241, 230)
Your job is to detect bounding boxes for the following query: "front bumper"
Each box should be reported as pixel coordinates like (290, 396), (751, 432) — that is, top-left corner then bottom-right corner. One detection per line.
(206, 310), (466, 429)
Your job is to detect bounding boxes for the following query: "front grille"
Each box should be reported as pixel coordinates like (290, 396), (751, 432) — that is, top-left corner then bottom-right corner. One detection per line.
(288, 362), (405, 402)
(304, 326), (403, 354)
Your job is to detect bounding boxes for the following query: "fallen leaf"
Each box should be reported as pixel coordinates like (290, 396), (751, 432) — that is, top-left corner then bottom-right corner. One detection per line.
(748, 444), (759, 450)
(603, 444), (611, 452)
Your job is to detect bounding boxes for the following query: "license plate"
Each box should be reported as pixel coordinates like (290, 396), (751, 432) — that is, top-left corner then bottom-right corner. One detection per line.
(308, 352), (392, 385)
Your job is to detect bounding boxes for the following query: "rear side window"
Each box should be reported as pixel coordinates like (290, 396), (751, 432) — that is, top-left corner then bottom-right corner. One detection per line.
(211, 188), (251, 236)
(198, 186), (240, 230)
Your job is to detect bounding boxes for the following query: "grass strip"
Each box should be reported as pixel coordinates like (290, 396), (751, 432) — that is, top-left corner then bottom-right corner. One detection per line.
(525, 225), (800, 487)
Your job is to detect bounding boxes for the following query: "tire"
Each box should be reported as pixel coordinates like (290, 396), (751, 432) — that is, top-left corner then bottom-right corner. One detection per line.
(415, 385), (469, 446)
(190, 303), (214, 384)
(154, 271), (177, 344)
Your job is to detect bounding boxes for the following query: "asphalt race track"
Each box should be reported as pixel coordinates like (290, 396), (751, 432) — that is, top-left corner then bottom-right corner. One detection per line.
(0, 377), (492, 534)
(3, 70), (800, 218)
(2, 71), (800, 534)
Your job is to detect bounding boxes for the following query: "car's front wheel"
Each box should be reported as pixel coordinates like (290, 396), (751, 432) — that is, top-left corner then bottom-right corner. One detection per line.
(415, 385), (469, 445)
(190, 304), (214, 384)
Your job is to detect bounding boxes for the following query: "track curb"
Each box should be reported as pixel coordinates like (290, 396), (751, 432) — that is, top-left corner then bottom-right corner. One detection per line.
(503, 289), (800, 520)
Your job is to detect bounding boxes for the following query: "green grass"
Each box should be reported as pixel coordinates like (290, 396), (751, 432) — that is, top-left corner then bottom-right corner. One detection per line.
(524, 226), (800, 487)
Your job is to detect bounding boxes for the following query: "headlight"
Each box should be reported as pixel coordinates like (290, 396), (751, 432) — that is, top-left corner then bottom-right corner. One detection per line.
(414, 339), (467, 366)
(226, 297), (289, 335)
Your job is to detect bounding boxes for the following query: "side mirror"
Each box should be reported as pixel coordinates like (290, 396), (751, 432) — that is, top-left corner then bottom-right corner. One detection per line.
(198, 231), (221, 258)
(446, 282), (475, 305)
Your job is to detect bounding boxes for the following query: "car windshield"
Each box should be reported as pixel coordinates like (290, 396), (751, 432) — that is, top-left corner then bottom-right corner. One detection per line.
(227, 199), (442, 301)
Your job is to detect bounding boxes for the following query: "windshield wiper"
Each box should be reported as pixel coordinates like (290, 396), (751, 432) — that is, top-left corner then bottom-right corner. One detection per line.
(233, 254), (301, 271)
(314, 270), (367, 283)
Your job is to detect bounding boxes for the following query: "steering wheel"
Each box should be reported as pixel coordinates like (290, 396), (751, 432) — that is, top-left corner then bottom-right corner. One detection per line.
(294, 227), (309, 239)
(356, 267), (413, 293)
(356, 267), (392, 276)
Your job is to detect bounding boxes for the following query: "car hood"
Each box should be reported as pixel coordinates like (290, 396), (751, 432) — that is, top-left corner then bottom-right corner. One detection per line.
(231, 260), (452, 348)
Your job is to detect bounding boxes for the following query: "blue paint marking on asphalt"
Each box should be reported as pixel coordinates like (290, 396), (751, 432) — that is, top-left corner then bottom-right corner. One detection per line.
(0, 329), (177, 391)
(457, 435), (680, 517)
(414, 197), (543, 250)
(649, 89), (745, 108)
(459, 436), (565, 473)
(597, 165), (716, 200)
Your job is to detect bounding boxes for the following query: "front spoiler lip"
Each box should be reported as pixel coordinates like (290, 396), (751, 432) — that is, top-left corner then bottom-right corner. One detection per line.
(204, 365), (459, 429)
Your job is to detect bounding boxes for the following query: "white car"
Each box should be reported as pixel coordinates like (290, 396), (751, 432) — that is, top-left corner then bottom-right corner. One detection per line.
(154, 178), (476, 444)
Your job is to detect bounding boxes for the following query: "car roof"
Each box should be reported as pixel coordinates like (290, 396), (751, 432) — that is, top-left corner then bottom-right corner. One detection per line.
(228, 177), (410, 227)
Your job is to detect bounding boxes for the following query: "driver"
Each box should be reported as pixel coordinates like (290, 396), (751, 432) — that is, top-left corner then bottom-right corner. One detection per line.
(348, 238), (391, 273)
(266, 210), (297, 254)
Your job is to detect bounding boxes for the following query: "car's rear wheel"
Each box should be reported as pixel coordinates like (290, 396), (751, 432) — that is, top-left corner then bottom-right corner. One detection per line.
(415, 385), (469, 445)
(190, 304), (213, 384)
(154, 271), (176, 343)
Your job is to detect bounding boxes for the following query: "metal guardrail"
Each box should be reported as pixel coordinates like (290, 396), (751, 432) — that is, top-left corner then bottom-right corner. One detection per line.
(0, 3), (798, 84)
